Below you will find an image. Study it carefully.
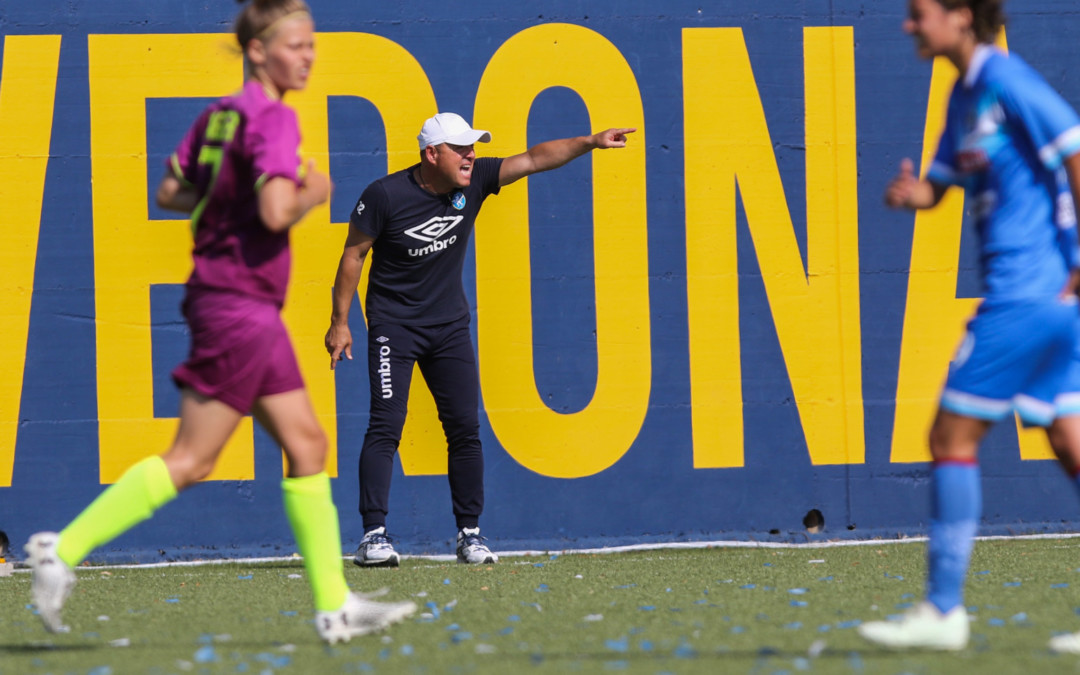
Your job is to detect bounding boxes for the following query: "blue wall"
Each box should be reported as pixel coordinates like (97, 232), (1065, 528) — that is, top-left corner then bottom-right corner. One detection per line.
(3, 1), (1080, 562)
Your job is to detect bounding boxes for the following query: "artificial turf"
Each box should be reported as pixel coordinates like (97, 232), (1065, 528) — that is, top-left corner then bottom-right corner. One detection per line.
(3, 538), (1080, 673)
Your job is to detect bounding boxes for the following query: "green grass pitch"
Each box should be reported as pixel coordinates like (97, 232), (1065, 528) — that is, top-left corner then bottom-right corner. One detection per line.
(4, 538), (1080, 673)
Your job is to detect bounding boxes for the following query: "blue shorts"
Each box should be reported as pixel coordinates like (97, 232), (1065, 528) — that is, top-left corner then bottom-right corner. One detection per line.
(941, 298), (1077, 427)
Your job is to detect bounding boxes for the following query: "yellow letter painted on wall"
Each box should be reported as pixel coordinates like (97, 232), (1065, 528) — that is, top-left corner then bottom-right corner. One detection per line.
(285, 32), (442, 476)
(0, 35), (61, 487)
(887, 32), (1051, 462)
(683, 27), (864, 468)
(89, 34), (253, 483)
(474, 23), (650, 478)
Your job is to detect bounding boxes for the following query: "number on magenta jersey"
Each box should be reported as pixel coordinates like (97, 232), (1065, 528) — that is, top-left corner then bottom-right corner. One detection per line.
(189, 110), (240, 235)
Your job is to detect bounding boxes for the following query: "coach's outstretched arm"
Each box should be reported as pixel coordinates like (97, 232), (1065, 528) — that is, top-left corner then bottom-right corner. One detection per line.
(498, 127), (636, 187)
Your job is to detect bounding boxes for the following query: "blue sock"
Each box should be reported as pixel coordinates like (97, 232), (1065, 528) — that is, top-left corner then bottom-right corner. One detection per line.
(926, 462), (981, 614)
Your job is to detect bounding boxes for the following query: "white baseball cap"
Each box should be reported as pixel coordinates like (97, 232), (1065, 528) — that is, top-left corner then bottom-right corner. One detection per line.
(417, 112), (492, 149)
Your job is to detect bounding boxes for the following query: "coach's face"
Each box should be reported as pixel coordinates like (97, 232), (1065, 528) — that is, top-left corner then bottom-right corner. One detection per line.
(433, 142), (476, 189)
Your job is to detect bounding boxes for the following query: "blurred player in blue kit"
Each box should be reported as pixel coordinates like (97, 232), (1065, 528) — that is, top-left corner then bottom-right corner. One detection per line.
(859, 0), (1080, 652)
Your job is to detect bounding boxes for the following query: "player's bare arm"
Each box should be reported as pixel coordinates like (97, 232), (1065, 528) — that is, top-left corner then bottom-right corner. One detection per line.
(155, 175), (199, 214)
(884, 158), (947, 210)
(325, 229), (375, 370)
(498, 127), (637, 187)
(259, 159), (332, 232)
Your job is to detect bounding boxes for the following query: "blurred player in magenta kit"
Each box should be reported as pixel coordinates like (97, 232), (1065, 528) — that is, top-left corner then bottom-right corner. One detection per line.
(22, 0), (414, 644)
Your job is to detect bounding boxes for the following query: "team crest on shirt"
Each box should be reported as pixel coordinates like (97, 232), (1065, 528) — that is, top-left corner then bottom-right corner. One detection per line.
(356, 200), (365, 216)
(451, 191), (466, 210)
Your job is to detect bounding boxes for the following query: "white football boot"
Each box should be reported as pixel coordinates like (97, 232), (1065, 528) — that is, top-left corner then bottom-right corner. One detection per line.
(24, 532), (76, 633)
(1049, 630), (1080, 653)
(315, 592), (416, 644)
(857, 601), (969, 651)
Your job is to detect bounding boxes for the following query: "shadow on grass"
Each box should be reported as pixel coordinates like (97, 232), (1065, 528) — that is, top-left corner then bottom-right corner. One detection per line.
(0, 642), (101, 654)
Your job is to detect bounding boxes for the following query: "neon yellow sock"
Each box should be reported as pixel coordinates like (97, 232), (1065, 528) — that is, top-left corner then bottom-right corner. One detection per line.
(56, 455), (178, 567)
(282, 472), (349, 611)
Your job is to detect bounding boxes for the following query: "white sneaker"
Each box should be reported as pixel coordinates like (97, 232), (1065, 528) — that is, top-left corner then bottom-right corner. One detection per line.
(857, 601), (969, 651)
(456, 527), (498, 564)
(353, 527), (400, 567)
(24, 532), (76, 633)
(315, 592), (416, 644)
(1049, 630), (1080, 653)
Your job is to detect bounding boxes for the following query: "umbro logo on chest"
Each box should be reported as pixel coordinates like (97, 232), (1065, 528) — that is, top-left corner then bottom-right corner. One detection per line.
(405, 215), (464, 243)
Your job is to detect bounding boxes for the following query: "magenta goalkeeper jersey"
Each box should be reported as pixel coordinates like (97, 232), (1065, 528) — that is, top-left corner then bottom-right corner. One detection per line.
(168, 80), (303, 306)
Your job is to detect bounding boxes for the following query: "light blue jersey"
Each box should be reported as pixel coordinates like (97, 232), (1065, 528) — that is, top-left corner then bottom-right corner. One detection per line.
(929, 46), (1080, 425)
(928, 45), (1080, 302)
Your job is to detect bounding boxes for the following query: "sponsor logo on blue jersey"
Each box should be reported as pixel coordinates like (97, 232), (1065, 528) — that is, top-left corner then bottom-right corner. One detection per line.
(451, 191), (466, 210)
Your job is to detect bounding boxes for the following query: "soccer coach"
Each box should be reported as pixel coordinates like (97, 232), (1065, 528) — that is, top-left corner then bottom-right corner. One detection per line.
(325, 112), (634, 566)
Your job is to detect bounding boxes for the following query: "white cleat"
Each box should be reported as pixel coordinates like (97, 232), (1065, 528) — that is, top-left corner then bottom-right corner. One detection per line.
(456, 527), (498, 564)
(857, 601), (969, 651)
(1049, 630), (1080, 653)
(315, 592), (416, 644)
(24, 532), (76, 633)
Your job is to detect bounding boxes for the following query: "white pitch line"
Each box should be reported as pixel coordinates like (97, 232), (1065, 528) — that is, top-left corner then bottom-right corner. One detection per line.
(7, 531), (1080, 572)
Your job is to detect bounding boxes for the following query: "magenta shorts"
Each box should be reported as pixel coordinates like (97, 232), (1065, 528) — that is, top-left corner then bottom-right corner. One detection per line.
(171, 289), (304, 414)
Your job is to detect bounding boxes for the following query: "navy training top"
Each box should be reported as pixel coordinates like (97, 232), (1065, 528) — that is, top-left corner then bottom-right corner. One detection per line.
(350, 157), (504, 325)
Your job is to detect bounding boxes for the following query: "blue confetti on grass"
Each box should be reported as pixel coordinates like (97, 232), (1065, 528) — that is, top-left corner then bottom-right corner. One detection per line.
(639, 606), (656, 612)
(605, 637), (629, 652)
(165, 598), (180, 604)
(1053, 583), (1070, 589)
(790, 601), (808, 608)
(508, 615), (521, 622)
(988, 618), (1006, 627)
(237, 574), (252, 580)
(764, 563), (773, 567)
(1004, 582), (1022, 587)
(639, 640), (654, 652)
(836, 620), (861, 629)
(613, 584), (636, 589)
(533, 563), (544, 568)
(536, 584), (549, 592)
(604, 661), (629, 670)
(694, 599), (708, 605)
(847, 652), (865, 672)
(1011, 613), (1028, 623)
(789, 588), (808, 595)
(549, 554), (559, 561)
(731, 626), (746, 634)
(446, 623), (460, 631)
(674, 644), (696, 658)
(400, 644), (414, 656)
(451, 632), (473, 643)
(818, 576), (833, 582)
(87, 668), (112, 675)
(194, 646), (217, 664)
(499, 626), (514, 635)
(740, 584), (756, 590)
(895, 602), (913, 610)
(976, 570), (990, 575)
(784, 622), (803, 630)
(901, 593), (915, 599)
(817, 625), (832, 633)
(443, 579), (451, 585)
(280, 610), (297, 617)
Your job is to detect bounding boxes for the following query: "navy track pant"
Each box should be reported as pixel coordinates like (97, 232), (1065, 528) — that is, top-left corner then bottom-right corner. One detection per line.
(358, 315), (483, 531)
